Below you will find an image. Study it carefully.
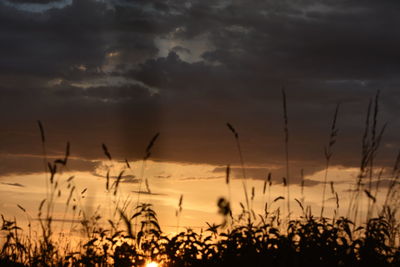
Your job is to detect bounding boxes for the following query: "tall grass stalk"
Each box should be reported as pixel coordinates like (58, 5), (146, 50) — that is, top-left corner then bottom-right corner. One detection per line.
(347, 98), (372, 223)
(101, 143), (116, 225)
(37, 121), (50, 214)
(321, 103), (340, 218)
(226, 123), (250, 212)
(384, 150), (400, 208)
(281, 89), (291, 220)
(348, 91), (387, 224)
(365, 91), (387, 220)
(226, 164), (232, 206)
(300, 169), (305, 203)
(367, 91), (380, 219)
(134, 132), (159, 233)
(176, 194), (183, 233)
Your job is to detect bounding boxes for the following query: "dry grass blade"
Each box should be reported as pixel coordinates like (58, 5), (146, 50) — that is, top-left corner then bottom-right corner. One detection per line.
(17, 204), (26, 213)
(335, 192), (340, 209)
(365, 92), (386, 220)
(38, 199), (46, 216)
(67, 187), (75, 206)
(374, 123), (387, 152)
(226, 164), (230, 184)
(360, 99), (372, 177)
(144, 151), (151, 160)
(364, 189), (376, 203)
(64, 141), (70, 165)
(374, 167), (384, 200)
(263, 180), (267, 195)
(282, 88), (291, 219)
(106, 170), (110, 191)
(386, 153), (400, 206)
(101, 143), (112, 161)
(146, 132), (160, 153)
(321, 103), (340, 218)
(113, 171), (124, 196)
(226, 122), (239, 138)
(48, 163), (57, 184)
(349, 98), (373, 220)
(55, 142), (70, 166)
(118, 208), (133, 238)
(393, 150), (400, 175)
(368, 91), (382, 183)
(176, 195), (184, 231)
(372, 90), (380, 149)
(225, 122), (249, 211)
(145, 178), (151, 194)
(125, 159), (131, 169)
(282, 89), (289, 143)
(178, 194), (183, 212)
(294, 198), (304, 212)
(37, 120), (45, 143)
(273, 196), (285, 203)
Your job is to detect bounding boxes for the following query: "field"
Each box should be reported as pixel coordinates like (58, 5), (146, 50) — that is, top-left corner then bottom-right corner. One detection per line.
(1, 92), (400, 267)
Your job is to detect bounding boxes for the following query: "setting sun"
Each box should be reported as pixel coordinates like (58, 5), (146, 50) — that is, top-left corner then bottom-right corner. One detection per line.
(146, 262), (159, 267)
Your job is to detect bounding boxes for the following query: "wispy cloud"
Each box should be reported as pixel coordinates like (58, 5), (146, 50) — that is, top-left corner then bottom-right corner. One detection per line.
(0, 182), (24, 187)
(131, 190), (167, 196)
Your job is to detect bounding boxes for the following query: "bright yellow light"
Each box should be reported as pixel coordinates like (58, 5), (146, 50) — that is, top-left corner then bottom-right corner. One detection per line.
(146, 262), (159, 267)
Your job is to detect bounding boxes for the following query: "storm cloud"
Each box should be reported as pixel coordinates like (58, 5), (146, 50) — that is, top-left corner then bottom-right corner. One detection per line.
(0, 0), (400, 181)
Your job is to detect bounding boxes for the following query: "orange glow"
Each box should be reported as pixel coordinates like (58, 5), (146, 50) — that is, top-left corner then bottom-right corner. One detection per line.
(146, 262), (159, 267)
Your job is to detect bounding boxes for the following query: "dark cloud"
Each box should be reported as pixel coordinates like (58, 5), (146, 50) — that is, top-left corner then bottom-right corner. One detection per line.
(52, 83), (155, 102)
(92, 172), (139, 183)
(8, 0), (62, 3)
(212, 166), (323, 184)
(155, 175), (171, 179)
(0, 182), (24, 187)
(0, 0), (400, 184)
(180, 176), (223, 181)
(171, 46), (191, 55)
(0, 154), (97, 175)
(0, 0), (112, 77)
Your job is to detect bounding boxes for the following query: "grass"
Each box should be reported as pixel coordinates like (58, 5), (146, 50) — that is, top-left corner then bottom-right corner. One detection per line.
(1, 92), (400, 266)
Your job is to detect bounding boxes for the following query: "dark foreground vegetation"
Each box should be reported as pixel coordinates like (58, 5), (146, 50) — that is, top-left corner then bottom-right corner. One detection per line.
(1, 91), (400, 266)
(1, 207), (400, 267)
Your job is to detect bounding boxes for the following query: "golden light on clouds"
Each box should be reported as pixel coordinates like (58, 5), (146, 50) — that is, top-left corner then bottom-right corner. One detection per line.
(146, 261), (159, 267)
(75, 64), (87, 71)
(0, 159), (382, 236)
(106, 51), (120, 58)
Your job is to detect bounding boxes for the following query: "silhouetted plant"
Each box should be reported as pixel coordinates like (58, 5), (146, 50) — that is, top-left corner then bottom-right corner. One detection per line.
(2, 94), (400, 266)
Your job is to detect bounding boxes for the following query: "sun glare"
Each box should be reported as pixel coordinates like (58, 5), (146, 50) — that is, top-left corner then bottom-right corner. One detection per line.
(146, 262), (159, 267)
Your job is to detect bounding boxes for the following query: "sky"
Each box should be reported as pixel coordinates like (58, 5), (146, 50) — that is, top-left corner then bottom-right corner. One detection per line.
(1, 0), (400, 233)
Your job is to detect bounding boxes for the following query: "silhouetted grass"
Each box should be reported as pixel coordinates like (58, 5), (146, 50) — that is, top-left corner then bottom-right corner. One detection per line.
(2, 200), (400, 266)
(2, 94), (400, 266)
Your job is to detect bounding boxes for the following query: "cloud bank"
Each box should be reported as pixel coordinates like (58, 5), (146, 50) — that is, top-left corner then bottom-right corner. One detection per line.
(0, 0), (399, 181)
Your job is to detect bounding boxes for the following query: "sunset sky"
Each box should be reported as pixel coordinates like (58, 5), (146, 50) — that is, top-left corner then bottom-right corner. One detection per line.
(1, 0), (400, 232)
